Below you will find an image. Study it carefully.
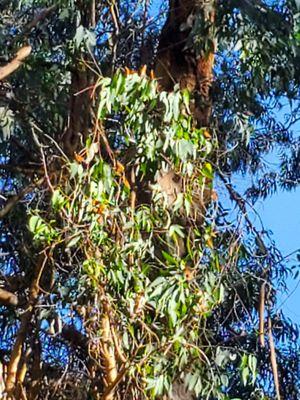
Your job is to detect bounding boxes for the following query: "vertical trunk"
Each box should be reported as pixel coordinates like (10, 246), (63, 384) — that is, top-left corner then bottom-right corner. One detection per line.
(62, 0), (97, 156)
(155, 2), (216, 399)
(62, 65), (93, 155)
(155, 0), (196, 91)
(155, 0), (216, 127)
(196, 2), (216, 127)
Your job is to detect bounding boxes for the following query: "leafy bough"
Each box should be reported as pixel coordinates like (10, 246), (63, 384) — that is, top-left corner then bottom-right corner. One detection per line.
(29, 71), (257, 399)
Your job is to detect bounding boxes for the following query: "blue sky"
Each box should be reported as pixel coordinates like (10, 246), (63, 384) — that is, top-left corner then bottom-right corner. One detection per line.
(230, 105), (300, 324)
(253, 106), (300, 323)
(259, 186), (300, 322)
(229, 168), (300, 324)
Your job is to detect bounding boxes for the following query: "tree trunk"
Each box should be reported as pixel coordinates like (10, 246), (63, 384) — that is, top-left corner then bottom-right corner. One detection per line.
(155, 0), (216, 127)
(155, 2), (216, 398)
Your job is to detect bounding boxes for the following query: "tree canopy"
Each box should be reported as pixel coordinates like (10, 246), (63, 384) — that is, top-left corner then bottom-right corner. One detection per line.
(0, 1), (299, 399)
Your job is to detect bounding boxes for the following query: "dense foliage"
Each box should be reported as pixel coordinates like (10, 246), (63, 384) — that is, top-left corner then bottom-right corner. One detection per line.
(0, 1), (299, 399)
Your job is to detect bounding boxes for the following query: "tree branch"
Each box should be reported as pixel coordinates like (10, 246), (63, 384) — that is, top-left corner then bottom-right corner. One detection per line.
(0, 46), (32, 81)
(268, 316), (281, 400)
(0, 163), (42, 175)
(5, 252), (48, 395)
(0, 177), (44, 220)
(258, 282), (266, 347)
(0, 288), (18, 307)
(23, 5), (58, 33)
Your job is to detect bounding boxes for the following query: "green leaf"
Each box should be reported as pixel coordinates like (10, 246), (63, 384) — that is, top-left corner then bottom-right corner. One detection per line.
(149, 281), (166, 298)
(162, 251), (177, 264)
(85, 30), (96, 49)
(86, 143), (99, 163)
(242, 366), (250, 386)
(29, 215), (42, 233)
(173, 192), (184, 212)
(177, 139), (194, 160)
(172, 91), (181, 120)
(168, 289), (179, 326)
(74, 25), (85, 48)
(155, 375), (164, 395)
(186, 373), (198, 392)
(202, 162), (213, 179)
(51, 189), (64, 209)
(169, 224), (185, 238)
(70, 162), (79, 179)
(182, 88), (190, 112)
(66, 234), (81, 248)
(0, 106), (15, 141)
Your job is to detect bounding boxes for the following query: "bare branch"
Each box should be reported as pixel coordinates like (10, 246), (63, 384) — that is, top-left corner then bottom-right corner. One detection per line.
(0, 46), (32, 81)
(0, 164), (41, 175)
(0, 177), (44, 220)
(0, 288), (18, 307)
(268, 316), (281, 400)
(24, 5), (57, 33)
(258, 282), (266, 347)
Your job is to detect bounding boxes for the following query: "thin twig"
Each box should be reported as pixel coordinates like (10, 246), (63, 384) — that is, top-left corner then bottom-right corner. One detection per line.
(259, 282), (266, 347)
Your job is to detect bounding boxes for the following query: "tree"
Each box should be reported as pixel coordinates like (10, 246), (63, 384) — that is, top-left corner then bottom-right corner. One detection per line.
(0, 1), (299, 399)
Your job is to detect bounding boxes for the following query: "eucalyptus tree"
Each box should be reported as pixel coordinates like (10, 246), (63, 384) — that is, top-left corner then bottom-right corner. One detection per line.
(0, 1), (299, 399)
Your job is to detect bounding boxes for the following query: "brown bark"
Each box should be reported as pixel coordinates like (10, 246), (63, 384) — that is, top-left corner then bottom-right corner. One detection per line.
(101, 309), (118, 400)
(5, 310), (31, 395)
(154, 4), (216, 398)
(258, 282), (266, 347)
(62, 1), (97, 156)
(196, 49), (215, 127)
(152, 1), (216, 265)
(62, 65), (93, 156)
(155, 0), (196, 92)
(0, 46), (32, 81)
(155, 0), (216, 127)
(5, 253), (48, 396)
(268, 317), (281, 400)
(0, 289), (18, 307)
(15, 348), (31, 400)
(28, 336), (42, 400)
(0, 362), (5, 398)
